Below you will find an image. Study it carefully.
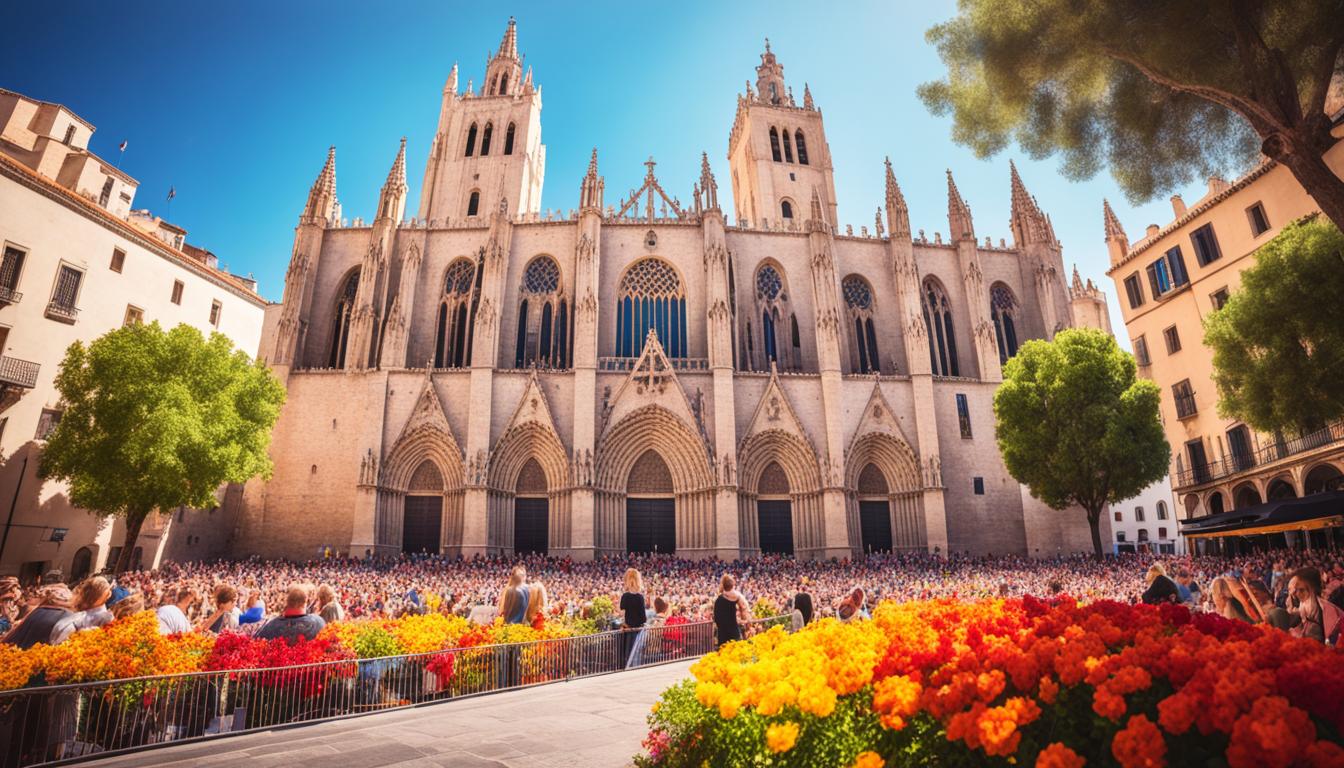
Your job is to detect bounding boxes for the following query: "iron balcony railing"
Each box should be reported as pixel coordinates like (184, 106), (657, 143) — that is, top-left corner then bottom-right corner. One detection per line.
(43, 301), (79, 324)
(1174, 420), (1344, 489)
(597, 356), (711, 372)
(0, 285), (21, 305)
(0, 356), (39, 389)
(0, 615), (788, 767)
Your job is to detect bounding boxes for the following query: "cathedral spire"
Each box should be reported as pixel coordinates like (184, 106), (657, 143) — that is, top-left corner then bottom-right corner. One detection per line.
(302, 145), (337, 225)
(1008, 159), (1050, 247)
(754, 38), (787, 105)
(802, 82), (815, 110)
(946, 169), (974, 241)
(497, 16), (519, 60)
(579, 148), (604, 211)
(376, 138), (408, 222)
(699, 152), (719, 212)
(884, 157), (910, 238)
(1103, 199), (1130, 266)
(444, 63), (459, 95)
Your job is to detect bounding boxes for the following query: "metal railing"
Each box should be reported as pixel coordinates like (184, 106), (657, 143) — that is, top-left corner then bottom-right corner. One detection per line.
(0, 356), (40, 389)
(597, 356), (710, 372)
(1174, 420), (1344, 489)
(0, 285), (21, 305)
(43, 302), (78, 323)
(0, 616), (787, 767)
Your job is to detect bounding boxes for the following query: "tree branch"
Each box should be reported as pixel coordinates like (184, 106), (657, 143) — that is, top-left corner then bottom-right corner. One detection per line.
(1306, 39), (1344, 119)
(1099, 45), (1285, 134)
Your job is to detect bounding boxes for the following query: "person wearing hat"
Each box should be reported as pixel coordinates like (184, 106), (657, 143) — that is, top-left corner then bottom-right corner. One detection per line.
(2, 584), (74, 649)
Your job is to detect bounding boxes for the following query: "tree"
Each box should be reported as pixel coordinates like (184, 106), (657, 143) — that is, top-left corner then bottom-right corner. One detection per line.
(1204, 216), (1344, 434)
(40, 322), (286, 574)
(993, 329), (1169, 558)
(918, 1), (1344, 231)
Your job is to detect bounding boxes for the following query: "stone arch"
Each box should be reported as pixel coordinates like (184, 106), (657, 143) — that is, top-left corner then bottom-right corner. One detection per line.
(1266, 475), (1298, 500)
(1183, 493), (1200, 519)
(594, 405), (714, 554)
(380, 421), (465, 556)
(1232, 482), (1262, 510)
(737, 429), (823, 557)
(1304, 462), (1344, 494)
(845, 432), (925, 553)
(1207, 490), (1226, 516)
(487, 420), (570, 555)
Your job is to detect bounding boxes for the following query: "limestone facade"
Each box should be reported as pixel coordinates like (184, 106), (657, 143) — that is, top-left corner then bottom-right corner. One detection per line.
(239, 21), (1113, 561)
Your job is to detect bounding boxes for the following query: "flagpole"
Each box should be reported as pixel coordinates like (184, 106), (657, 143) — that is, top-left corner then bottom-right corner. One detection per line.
(116, 140), (127, 169)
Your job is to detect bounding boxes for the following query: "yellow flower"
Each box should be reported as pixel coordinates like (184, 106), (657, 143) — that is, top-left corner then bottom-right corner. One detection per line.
(719, 691), (742, 719)
(651, 701), (661, 714)
(852, 751), (885, 768)
(766, 721), (800, 753)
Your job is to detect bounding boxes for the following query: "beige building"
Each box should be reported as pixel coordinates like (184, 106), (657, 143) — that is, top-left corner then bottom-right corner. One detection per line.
(1105, 118), (1344, 552)
(239, 21), (1117, 562)
(0, 87), (267, 582)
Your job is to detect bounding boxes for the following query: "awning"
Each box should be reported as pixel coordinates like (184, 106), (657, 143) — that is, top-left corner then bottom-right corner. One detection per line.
(1180, 491), (1344, 539)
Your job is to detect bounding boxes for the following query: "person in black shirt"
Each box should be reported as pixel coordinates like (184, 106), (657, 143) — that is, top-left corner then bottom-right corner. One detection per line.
(1140, 563), (1180, 605)
(618, 568), (646, 667)
(713, 573), (749, 648)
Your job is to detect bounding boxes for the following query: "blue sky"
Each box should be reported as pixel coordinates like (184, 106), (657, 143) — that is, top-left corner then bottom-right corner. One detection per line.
(2, 1), (1235, 338)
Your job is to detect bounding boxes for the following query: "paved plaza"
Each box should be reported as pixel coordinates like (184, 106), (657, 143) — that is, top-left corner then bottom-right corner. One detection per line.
(85, 660), (692, 768)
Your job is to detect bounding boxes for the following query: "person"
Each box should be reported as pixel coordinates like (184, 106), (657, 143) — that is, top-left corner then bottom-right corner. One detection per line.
(111, 590), (146, 620)
(1140, 563), (1179, 605)
(197, 584), (239, 634)
(498, 566), (530, 625)
(156, 586), (197, 635)
(792, 588), (814, 632)
(525, 582), (548, 630)
(255, 585), (326, 643)
(316, 584), (344, 624)
(1, 576), (25, 634)
(238, 590), (266, 625)
(713, 574), (749, 648)
(52, 576), (114, 643)
(619, 569), (647, 667)
(1247, 579), (1292, 630)
(837, 586), (869, 622)
(1, 585), (73, 648)
(1287, 567), (1342, 643)
(1210, 577), (1254, 623)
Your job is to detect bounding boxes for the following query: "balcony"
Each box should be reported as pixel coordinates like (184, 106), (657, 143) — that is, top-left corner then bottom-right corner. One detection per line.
(44, 300), (79, 323)
(597, 356), (710, 372)
(1174, 420), (1344, 489)
(0, 285), (20, 305)
(0, 356), (39, 389)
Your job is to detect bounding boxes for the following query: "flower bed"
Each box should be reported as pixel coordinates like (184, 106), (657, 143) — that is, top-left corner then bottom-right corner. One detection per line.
(636, 597), (1344, 768)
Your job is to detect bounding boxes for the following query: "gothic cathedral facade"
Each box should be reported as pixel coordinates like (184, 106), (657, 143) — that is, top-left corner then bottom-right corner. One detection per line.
(240, 20), (1111, 560)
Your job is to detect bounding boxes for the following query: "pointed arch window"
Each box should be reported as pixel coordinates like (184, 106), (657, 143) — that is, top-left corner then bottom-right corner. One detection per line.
(781, 200), (794, 220)
(467, 190), (480, 217)
(843, 275), (880, 374)
(616, 258), (686, 358)
(465, 123), (478, 157)
(748, 263), (798, 371)
(922, 278), (959, 376)
(328, 270), (360, 368)
(504, 122), (516, 155)
(435, 258), (478, 368)
(990, 283), (1020, 365)
(497, 72), (508, 96)
(514, 256), (568, 368)
(795, 130), (809, 165)
(782, 128), (794, 163)
(769, 127), (782, 162)
(480, 122), (493, 155)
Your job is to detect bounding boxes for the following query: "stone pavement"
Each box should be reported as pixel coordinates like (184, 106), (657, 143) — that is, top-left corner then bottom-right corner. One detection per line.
(84, 660), (693, 768)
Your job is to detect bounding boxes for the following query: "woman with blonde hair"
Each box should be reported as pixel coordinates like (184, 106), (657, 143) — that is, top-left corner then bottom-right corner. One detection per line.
(619, 568), (647, 667)
(51, 577), (114, 644)
(713, 573), (750, 648)
(498, 565), (530, 625)
(1140, 563), (1180, 605)
(525, 581), (548, 630)
(1210, 577), (1254, 623)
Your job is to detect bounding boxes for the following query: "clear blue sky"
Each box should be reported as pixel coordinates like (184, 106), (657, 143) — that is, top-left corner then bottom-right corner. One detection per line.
(2, 1), (1237, 339)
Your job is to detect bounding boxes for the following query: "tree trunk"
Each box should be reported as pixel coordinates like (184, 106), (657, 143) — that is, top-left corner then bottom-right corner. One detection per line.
(111, 511), (148, 574)
(1086, 505), (1104, 560)
(1264, 122), (1344, 232)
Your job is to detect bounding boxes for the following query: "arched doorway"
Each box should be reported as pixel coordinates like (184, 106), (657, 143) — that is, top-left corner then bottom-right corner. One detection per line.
(1208, 491), (1225, 516)
(857, 464), (893, 553)
(70, 547), (93, 581)
(1267, 477), (1297, 501)
(756, 462), (794, 555)
(626, 450), (676, 554)
(1233, 483), (1262, 510)
(513, 458), (549, 555)
(1305, 464), (1343, 494)
(403, 460), (444, 554)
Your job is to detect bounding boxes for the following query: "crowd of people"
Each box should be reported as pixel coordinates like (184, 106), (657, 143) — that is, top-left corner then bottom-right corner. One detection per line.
(4, 549), (1344, 651)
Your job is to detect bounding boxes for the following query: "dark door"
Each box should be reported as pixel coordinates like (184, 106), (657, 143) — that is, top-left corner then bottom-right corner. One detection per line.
(859, 500), (893, 553)
(1187, 440), (1210, 484)
(626, 498), (675, 554)
(514, 497), (549, 555)
(403, 495), (443, 554)
(757, 500), (794, 555)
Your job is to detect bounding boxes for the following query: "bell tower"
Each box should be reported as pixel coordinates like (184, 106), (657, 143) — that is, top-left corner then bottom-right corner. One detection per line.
(727, 40), (837, 227)
(418, 17), (545, 224)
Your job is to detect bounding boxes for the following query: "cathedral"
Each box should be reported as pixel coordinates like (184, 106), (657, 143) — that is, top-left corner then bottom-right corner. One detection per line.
(239, 19), (1113, 561)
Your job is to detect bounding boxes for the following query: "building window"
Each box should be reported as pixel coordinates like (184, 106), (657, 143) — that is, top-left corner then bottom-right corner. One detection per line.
(1226, 424), (1254, 471)
(1146, 246), (1189, 298)
(123, 305), (143, 326)
(769, 127), (782, 162)
(464, 123), (478, 156)
(46, 265), (82, 322)
(794, 130), (809, 165)
(616, 258), (686, 358)
(956, 393), (972, 439)
(1116, 531), (1126, 542)
(435, 258), (479, 368)
(1246, 203), (1270, 236)
(1163, 325), (1181, 354)
(504, 122), (515, 155)
(99, 177), (114, 207)
(1123, 273), (1144, 309)
(1190, 223), (1222, 266)
(781, 128), (794, 163)
(209, 300), (222, 327)
(1137, 529), (1149, 542)
(989, 283), (1019, 364)
(514, 256), (568, 368)
(1133, 335), (1151, 367)
(1187, 439), (1210, 484)
(63, 124), (76, 144)
(972, 477), (985, 495)
(480, 122), (493, 155)
(751, 263), (801, 371)
(467, 191), (480, 217)
(36, 408), (62, 440)
(842, 274), (879, 374)
(781, 200), (793, 220)
(110, 248), (125, 273)
(1114, 510), (1123, 522)
(328, 269), (360, 368)
(1173, 379), (1197, 419)
(1156, 501), (1168, 520)
(1210, 287), (1229, 310)
(922, 278), (959, 376)
(1135, 506), (1145, 522)
(0, 245), (25, 303)
(171, 280), (184, 305)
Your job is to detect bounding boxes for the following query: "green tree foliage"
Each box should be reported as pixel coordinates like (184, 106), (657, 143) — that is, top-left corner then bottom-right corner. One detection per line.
(919, 1), (1344, 230)
(993, 329), (1169, 557)
(40, 322), (286, 573)
(1204, 216), (1344, 434)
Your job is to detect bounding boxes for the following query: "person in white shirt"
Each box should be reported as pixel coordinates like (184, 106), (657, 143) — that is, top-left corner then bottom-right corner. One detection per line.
(156, 586), (197, 635)
(52, 577), (114, 644)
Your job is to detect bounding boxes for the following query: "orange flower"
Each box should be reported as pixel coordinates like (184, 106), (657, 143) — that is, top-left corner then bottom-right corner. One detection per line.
(765, 721), (800, 753)
(1037, 742), (1087, 768)
(851, 751), (885, 768)
(1305, 740), (1344, 768)
(1038, 675), (1059, 705)
(1225, 696), (1315, 768)
(1112, 714), (1166, 768)
(872, 674), (922, 730)
(1157, 693), (1198, 736)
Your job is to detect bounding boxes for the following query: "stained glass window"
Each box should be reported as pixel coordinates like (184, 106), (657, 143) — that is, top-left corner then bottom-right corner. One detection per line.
(617, 258), (686, 358)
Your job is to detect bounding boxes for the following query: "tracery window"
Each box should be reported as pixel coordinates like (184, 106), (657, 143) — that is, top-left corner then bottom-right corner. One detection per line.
(435, 258), (479, 368)
(989, 283), (1019, 365)
(504, 122), (515, 155)
(782, 128), (794, 163)
(464, 123), (477, 157)
(843, 275), (880, 374)
(748, 263), (799, 371)
(328, 269), (360, 368)
(616, 258), (686, 358)
(795, 130), (809, 165)
(922, 278), (959, 377)
(514, 256), (568, 368)
(769, 127), (782, 162)
(480, 122), (493, 156)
